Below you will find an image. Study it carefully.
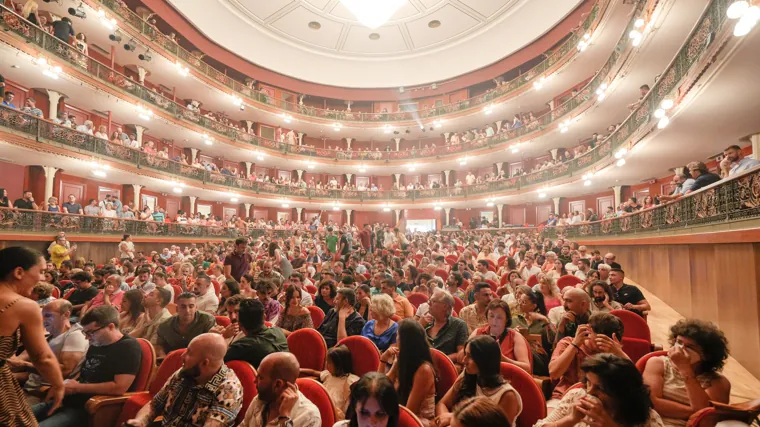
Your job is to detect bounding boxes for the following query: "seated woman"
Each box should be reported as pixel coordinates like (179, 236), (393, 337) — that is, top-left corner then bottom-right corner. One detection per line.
(588, 281), (622, 314)
(119, 289), (145, 335)
(471, 299), (531, 373)
(361, 294), (398, 352)
(239, 274), (257, 298)
(537, 275), (563, 312)
(436, 336), (523, 426)
(536, 354), (663, 427)
(216, 279), (240, 316)
(315, 280), (336, 314)
(643, 319), (731, 427)
(378, 319), (436, 426)
(354, 284), (371, 321)
(512, 289), (555, 376)
(275, 285), (313, 336)
(335, 372), (399, 427)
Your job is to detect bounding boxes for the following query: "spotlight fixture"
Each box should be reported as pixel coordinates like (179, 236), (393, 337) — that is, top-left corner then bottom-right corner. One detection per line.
(734, 6), (760, 37)
(281, 203), (290, 208)
(434, 204), (442, 211)
(230, 197), (239, 203)
(68, 2), (86, 18)
(560, 119), (571, 133)
(123, 38), (137, 51)
(433, 119), (444, 129)
(382, 204), (391, 212)
(332, 206), (340, 211)
(137, 104), (153, 121)
(138, 50), (152, 62)
(108, 31), (122, 42)
(616, 158), (626, 167)
(255, 152), (265, 161)
(230, 95), (243, 106)
(727, 1), (750, 19)
(399, 87), (405, 93)
(538, 192), (546, 198)
(280, 113), (293, 124)
(92, 169), (107, 178)
(629, 29), (643, 46)
(486, 201), (494, 207)
(654, 108), (666, 119)
(511, 146), (519, 153)
(333, 123), (342, 131)
(582, 172), (594, 180)
(614, 148), (628, 159)
(419, 124), (424, 130)
(383, 124), (392, 134)
(239, 105), (245, 111)
(459, 158), (468, 166)
(174, 61), (189, 77)
(483, 104), (494, 115)
(533, 75), (547, 90)
(660, 99), (675, 110)
(634, 18), (645, 28)
(584, 179), (592, 186)
(407, 164), (417, 172)
(657, 116), (670, 129)
(173, 187), (183, 194)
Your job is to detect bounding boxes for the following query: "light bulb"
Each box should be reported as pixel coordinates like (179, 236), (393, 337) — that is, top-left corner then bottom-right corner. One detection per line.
(617, 158), (626, 167)
(727, 1), (750, 19)
(657, 116), (670, 129)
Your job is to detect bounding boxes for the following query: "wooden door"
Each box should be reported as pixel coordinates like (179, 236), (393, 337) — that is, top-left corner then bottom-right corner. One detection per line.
(568, 200), (585, 216)
(634, 189), (649, 202)
(197, 204), (212, 217)
(98, 187), (120, 202)
(141, 195), (157, 212)
(508, 207), (526, 225)
(597, 196), (614, 216)
(253, 209), (268, 221)
(59, 182), (85, 205)
(536, 205), (552, 225)
(165, 199), (180, 219)
(223, 207), (237, 221)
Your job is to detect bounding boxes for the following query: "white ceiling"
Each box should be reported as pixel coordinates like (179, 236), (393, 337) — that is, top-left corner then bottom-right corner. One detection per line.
(166, 0), (584, 87)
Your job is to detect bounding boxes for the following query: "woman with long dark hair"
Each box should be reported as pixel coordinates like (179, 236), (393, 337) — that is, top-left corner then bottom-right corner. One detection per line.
(336, 372), (399, 427)
(436, 336), (522, 426)
(268, 241), (293, 280)
(512, 289), (555, 376)
(536, 354), (662, 427)
(378, 318), (436, 425)
(0, 188), (9, 208)
(119, 289), (145, 335)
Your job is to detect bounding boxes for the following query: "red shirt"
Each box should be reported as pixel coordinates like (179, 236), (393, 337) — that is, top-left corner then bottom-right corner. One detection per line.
(358, 229), (371, 249)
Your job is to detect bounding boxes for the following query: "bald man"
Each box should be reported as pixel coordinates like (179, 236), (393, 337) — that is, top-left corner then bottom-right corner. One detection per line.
(127, 333), (243, 427)
(555, 287), (591, 344)
(241, 353), (321, 427)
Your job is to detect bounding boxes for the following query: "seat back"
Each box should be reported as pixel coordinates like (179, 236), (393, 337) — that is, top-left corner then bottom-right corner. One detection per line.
(296, 378), (336, 427)
(307, 305), (326, 329)
(287, 329), (327, 371)
(166, 303), (176, 315)
(149, 348), (187, 396)
(126, 276), (136, 283)
(215, 316), (231, 327)
(556, 275), (582, 290)
(445, 255), (458, 266)
(391, 314), (402, 322)
(130, 339), (156, 392)
(527, 274), (539, 288)
(51, 287), (60, 299)
(453, 296), (465, 315)
(337, 335), (381, 377)
(621, 337), (652, 364)
(435, 269), (449, 281)
(171, 285), (183, 303)
(635, 350), (668, 373)
(63, 288), (76, 300)
(485, 259), (496, 271)
(610, 309), (651, 342)
(407, 292), (429, 309)
(485, 279), (498, 292)
(399, 405), (425, 427)
(305, 284), (318, 294)
(211, 280), (221, 297)
(514, 331), (534, 374)
(226, 360), (258, 425)
(430, 349), (457, 402)
(500, 362), (546, 427)
(497, 255), (507, 267)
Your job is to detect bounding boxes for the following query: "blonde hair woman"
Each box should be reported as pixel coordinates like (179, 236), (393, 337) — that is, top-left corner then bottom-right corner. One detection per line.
(21, 0), (40, 26)
(362, 294), (398, 352)
(537, 274), (562, 312)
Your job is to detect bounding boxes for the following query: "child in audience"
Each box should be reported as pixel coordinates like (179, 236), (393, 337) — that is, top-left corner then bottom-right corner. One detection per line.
(300, 344), (359, 420)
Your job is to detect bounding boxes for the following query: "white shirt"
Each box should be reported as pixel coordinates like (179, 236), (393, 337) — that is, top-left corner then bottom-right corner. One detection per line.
(565, 262), (579, 273)
(574, 269), (588, 281)
(242, 389), (321, 427)
(24, 324), (88, 390)
(196, 287), (219, 313)
(75, 125), (93, 135)
(520, 265), (541, 281)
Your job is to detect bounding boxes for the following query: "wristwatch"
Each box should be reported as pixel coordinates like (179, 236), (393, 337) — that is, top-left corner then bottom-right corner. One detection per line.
(277, 415), (293, 427)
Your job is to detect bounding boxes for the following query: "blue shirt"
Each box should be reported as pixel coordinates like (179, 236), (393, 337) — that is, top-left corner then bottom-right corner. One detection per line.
(2, 101), (17, 109)
(690, 172), (721, 192)
(152, 212), (165, 222)
(361, 319), (398, 352)
(729, 157), (760, 176)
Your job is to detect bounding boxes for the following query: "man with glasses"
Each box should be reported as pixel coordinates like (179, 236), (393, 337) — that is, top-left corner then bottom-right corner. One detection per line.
(422, 289), (469, 363)
(33, 305), (142, 426)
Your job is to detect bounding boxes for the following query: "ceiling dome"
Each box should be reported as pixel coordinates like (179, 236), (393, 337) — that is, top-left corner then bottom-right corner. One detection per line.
(167, 0), (585, 88)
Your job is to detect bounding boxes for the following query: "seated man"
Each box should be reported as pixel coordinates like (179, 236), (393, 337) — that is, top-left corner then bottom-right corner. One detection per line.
(10, 300), (88, 405)
(213, 294), (246, 345)
(131, 268), (156, 295)
(156, 293), (216, 357)
(609, 268), (650, 317)
(422, 289), (469, 363)
(80, 274), (126, 317)
(547, 312), (627, 409)
(130, 287), (173, 345)
(241, 352), (321, 427)
(458, 282), (492, 333)
(224, 299), (288, 369)
(381, 278), (414, 319)
(554, 288), (591, 344)
(153, 272), (175, 302)
(192, 275), (220, 314)
(127, 334), (243, 426)
(65, 271), (99, 315)
(33, 306), (142, 426)
(317, 288), (366, 348)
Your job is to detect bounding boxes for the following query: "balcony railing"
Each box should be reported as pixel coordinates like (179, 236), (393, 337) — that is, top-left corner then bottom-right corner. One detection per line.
(0, 0), (636, 162)
(93, 0), (608, 123)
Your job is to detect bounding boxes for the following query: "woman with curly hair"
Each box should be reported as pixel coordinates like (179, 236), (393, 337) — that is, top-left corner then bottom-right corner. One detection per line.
(536, 354), (663, 427)
(642, 319), (731, 427)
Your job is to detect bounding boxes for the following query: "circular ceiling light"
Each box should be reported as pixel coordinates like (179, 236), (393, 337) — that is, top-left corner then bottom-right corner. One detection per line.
(369, 33), (380, 40)
(308, 21), (321, 30)
(428, 20), (441, 28)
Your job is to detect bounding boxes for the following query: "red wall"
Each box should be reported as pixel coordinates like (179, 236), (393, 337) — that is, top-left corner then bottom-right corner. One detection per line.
(0, 161), (28, 200)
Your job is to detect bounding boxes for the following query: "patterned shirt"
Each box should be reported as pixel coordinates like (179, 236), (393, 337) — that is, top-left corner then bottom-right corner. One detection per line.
(458, 304), (488, 333)
(152, 364), (243, 426)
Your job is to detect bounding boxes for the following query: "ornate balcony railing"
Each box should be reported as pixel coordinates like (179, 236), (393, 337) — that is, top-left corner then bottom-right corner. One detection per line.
(93, 0), (608, 123)
(0, 0), (636, 163)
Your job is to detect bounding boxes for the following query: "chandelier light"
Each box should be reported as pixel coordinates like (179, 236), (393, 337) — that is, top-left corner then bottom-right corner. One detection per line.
(340, 0), (407, 29)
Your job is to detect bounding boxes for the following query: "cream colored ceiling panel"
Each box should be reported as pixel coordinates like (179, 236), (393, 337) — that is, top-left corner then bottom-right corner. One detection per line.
(406, 4), (480, 48)
(342, 25), (408, 54)
(304, 0), (331, 10)
(270, 6), (344, 50)
(235, 0), (293, 21)
(460, 0), (516, 18)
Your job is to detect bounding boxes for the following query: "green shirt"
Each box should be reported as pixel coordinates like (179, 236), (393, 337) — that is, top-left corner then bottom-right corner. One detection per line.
(224, 326), (288, 369)
(157, 311), (216, 353)
(326, 235), (338, 253)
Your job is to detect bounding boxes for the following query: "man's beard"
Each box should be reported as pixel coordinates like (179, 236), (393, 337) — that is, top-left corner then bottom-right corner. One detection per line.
(256, 384), (275, 403)
(180, 363), (201, 379)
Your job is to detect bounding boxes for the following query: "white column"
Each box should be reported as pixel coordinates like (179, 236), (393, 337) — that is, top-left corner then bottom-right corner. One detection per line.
(295, 170), (304, 181)
(244, 162), (253, 178)
(297, 132), (304, 146)
(443, 170), (451, 186)
(394, 209), (401, 225)
(345, 209), (353, 227)
(137, 66), (147, 85)
(296, 207), (303, 222)
(41, 166), (58, 203)
(443, 132), (451, 143)
(550, 148), (559, 160)
(190, 148), (199, 163)
(134, 125), (146, 145)
(613, 185), (623, 208)
(444, 208), (451, 226)
(393, 173), (401, 186)
(345, 138), (353, 150)
(494, 162), (504, 175)
(751, 134), (760, 160)
(548, 100), (555, 111)
(243, 203), (251, 219)
(552, 197), (561, 216)
(46, 90), (64, 120)
(243, 121), (254, 133)
(345, 173), (353, 185)
(393, 137), (401, 151)
(496, 204), (504, 228)
(495, 120), (504, 132)
(133, 184), (143, 208)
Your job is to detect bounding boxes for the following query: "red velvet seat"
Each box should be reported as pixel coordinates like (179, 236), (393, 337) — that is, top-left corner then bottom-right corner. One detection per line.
(63, 288), (75, 300)
(485, 259), (496, 271)
(635, 350), (668, 373)
(500, 362), (546, 427)
(407, 292), (429, 309)
(211, 280), (221, 297)
(87, 339), (157, 427)
(445, 255), (458, 266)
(226, 360), (258, 425)
(391, 314), (401, 322)
(500, 274), (510, 286)
(215, 316), (231, 327)
(610, 309), (651, 342)
(431, 349), (457, 402)
(307, 305), (326, 329)
(337, 335), (381, 377)
(305, 284), (318, 294)
(51, 287), (60, 298)
(556, 275), (582, 290)
(171, 284), (183, 303)
(453, 296), (465, 315)
(399, 405), (425, 427)
(497, 255), (507, 267)
(621, 337), (651, 364)
(287, 328), (327, 371)
(435, 269), (449, 281)
(527, 274), (539, 288)
(296, 378), (336, 427)
(485, 279), (498, 292)
(126, 276), (136, 283)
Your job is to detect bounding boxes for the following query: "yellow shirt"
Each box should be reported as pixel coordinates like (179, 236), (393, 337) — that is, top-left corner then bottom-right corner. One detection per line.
(50, 244), (69, 268)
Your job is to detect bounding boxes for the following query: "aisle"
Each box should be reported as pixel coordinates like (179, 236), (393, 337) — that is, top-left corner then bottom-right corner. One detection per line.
(631, 279), (760, 403)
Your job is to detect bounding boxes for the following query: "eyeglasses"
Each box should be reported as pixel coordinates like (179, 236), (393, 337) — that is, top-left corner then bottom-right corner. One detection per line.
(83, 325), (106, 337)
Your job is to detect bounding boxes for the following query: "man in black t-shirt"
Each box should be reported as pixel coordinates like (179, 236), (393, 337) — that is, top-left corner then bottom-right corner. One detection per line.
(32, 305), (141, 425)
(13, 190), (39, 210)
(609, 268), (650, 318)
(318, 288), (365, 348)
(338, 229), (350, 262)
(66, 271), (99, 315)
(61, 194), (84, 215)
